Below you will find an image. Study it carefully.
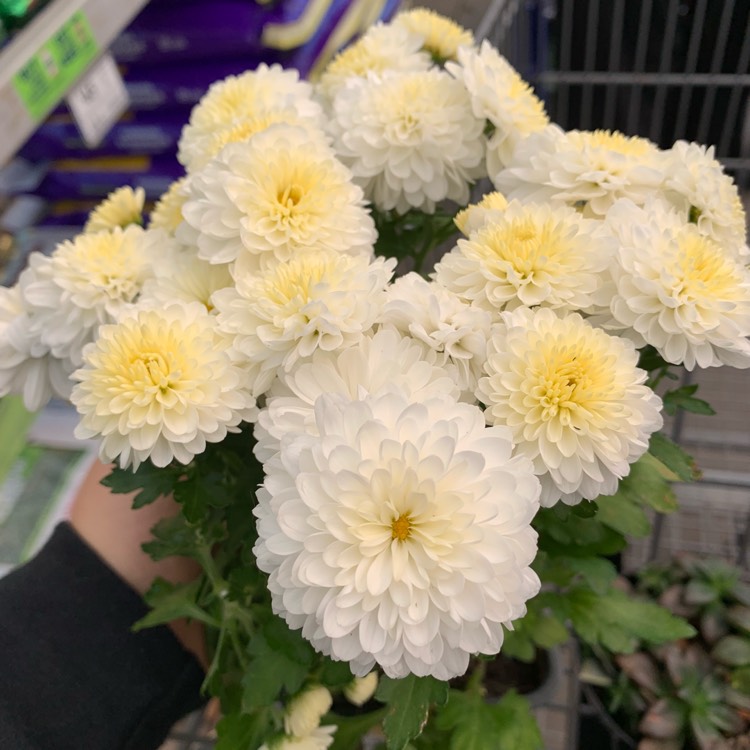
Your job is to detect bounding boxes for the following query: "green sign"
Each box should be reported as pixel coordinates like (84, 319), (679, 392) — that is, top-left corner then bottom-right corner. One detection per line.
(11, 10), (99, 122)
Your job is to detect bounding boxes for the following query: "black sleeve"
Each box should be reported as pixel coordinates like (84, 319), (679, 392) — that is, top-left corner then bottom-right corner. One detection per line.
(0, 522), (205, 750)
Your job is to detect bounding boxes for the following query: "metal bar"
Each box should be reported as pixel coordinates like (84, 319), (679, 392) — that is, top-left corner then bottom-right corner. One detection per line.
(717, 8), (750, 157)
(649, 0), (682, 142)
(557, 0), (576, 125)
(648, 370), (691, 562)
(627, 0), (654, 134)
(475, 0), (511, 43)
(580, 0), (601, 129)
(697, 0), (737, 143)
(536, 71), (750, 86)
(673, 0), (709, 143)
(603, 0), (626, 129)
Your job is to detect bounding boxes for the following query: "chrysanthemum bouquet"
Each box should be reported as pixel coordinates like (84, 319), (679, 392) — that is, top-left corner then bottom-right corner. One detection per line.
(3, 8), (750, 748)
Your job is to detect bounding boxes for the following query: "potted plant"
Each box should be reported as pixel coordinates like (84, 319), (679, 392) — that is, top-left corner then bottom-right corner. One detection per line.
(1, 6), (748, 749)
(581, 557), (750, 749)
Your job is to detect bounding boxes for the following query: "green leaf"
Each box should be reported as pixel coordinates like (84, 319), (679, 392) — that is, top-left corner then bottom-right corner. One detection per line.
(564, 556), (618, 594)
(534, 508), (626, 557)
(134, 577), (219, 631)
(712, 636), (750, 667)
(621, 454), (679, 513)
(530, 614), (569, 649)
(319, 658), (355, 690)
(604, 591), (696, 645)
(662, 384), (715, 416)
(501, 629), (537, 662)
(101, 462), (179, 508)
(648, 433), (701, 482)
(242, 624), (314, 710)
(142, 514), (201, 561)
(436, 690), (542, 750)
(596, 491), (652, 537)
(565, 587), (695, 652)
(730, 666), (750, 694)
(329, 708), (387, 750)
(174, 468), (233, 524)
(727, 606), (750, 635)
(376, 675), (449, 749)
(215, 710), (271, 750)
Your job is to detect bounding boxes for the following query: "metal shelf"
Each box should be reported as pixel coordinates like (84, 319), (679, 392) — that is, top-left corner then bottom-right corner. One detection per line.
(0, 0), (148, 167)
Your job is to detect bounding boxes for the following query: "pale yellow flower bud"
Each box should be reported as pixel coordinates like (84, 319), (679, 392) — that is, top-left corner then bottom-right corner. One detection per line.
(284, 686), (333, 738)
(343, 672), (379, 707)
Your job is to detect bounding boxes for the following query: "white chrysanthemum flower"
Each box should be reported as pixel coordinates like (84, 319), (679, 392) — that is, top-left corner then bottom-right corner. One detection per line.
(149, 177), (190, 234)
(259, 726), (336, 750)
(446, 41), (549, 173)
(214, 251), (395, 397)
(284, 686), (332, 738)
(20, 227), (164, 364)
(184, 107), (327, 175)
(254, 390), (541, 680)
(84, 186), (145, 233)
(477, 307), (663, 506)
(330, 69), (485, 213)
(662, 140), (747, 257)
(139, 246), (233, 312)
(493, 125), (664, 216)
(434, 200), (614, 315)
(254, 326), (460, 462)
(180, 124), (376, 275)
(392, 8), (474, 62)
(71, 303), (257, 469)
(380, 273), (492, 395)
(0, 274), (74, 410)
(343, 673), (379, 707)
(454, 191), (508, 236)
(317, 22), (431, 102)
(603, 199), (750, 369)
(178, 64), (323, 172)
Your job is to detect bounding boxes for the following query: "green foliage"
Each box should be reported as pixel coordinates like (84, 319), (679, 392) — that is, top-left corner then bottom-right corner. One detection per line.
(328, 709), (388, 750)
(436, 689), (542, 750)
(242, 621), (315, 711)
(376, 675), (449, 749)
(135, 577), (220, 631)
(372, 207), (458, 274)
(214, 710), (271, 750)
(662, 384), (716, 416)
(648, 432), (701, 482)
(565, 586), (695, 653)
(501, 592), (569, 662)
(102, 461), (182, 507)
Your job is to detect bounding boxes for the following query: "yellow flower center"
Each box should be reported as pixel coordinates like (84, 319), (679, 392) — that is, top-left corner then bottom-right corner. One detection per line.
(264, 254), (337, 306)
(325, 42), (389, 81)
(207, 113), (290, 160)
(396, 9), (473, 61)
(526, 339), (612, 426)
(391, 513), (412, 541)
(278, 183), (304, 211)
(671, 231), (743, 304)
(135, 352), (173, 391)
(570, 129), (652, 158)
(473, 217), (568, 280)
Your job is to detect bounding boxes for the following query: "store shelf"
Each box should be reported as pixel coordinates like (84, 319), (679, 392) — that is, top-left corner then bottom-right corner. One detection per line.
(0, 0), (148, 167)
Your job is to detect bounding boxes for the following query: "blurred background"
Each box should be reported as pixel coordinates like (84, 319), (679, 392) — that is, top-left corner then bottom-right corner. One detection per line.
(0, 1), (748, 748)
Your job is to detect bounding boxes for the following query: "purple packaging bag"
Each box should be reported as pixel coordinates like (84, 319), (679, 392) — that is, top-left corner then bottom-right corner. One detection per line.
(32, 155), (183, 201)
(111, 0), (311, 64)
(19, 111), (190, 160)
(123, 58), (269, 110)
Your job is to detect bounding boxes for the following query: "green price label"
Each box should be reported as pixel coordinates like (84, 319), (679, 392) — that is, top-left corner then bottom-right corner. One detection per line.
(11, 10), (99, 122)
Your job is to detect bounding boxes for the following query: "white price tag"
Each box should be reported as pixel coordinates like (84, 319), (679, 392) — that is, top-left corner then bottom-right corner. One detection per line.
(66, 53), (129, 148)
